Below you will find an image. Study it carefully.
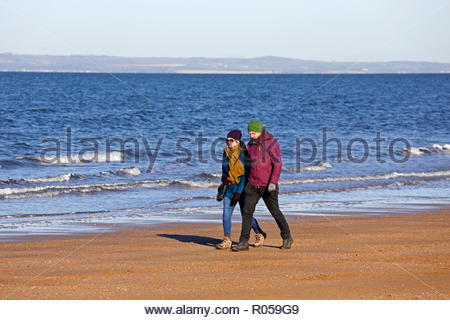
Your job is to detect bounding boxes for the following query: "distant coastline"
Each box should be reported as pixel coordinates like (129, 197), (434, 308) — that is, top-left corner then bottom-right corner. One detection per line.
(1, 53), (450, 74)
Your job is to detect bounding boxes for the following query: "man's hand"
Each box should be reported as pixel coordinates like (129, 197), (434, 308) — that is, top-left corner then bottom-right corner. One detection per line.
(268, 183), (277, 193)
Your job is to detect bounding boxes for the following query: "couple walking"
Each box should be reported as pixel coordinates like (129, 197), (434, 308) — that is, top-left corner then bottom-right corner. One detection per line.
(216, 120), (293, 251)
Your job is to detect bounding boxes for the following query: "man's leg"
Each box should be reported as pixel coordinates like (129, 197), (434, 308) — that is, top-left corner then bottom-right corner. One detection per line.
(239, 194), (262, 234)
(237, 183), (261, 243)
(262, 186), (291, 240)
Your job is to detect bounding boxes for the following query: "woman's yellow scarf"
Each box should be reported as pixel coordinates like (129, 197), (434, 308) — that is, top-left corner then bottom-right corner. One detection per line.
(224, 144), (244, 184)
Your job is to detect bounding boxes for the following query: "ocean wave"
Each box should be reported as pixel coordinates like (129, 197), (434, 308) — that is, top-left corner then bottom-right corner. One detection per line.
(16, 151), (125, 165)
(1, 167), (142, 186)
(0, 178), (218, 200)
(171, 180), (218, 189)
(1, 173), (80, 185)
(2, 169), (448, 200)
(0, 196), (218, 223)
(280, 170), (450, 185)
(284, 161), (332, 172)
(302, 161), (332, 172)
(0, 159), (24, 168)
(283, 177), (450, 197)
(199, 172), (222, 179)
(118, 167), (141, 176)
(398, 144), (450, 156)
(100, 167), (142, 176)
(25, 173), (78, 184)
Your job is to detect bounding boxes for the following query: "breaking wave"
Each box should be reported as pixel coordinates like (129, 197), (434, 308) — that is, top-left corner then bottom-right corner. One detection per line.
(0, 196), (216, 221)
(398, 144), (450, 156)
(283, 178), (450, 196)
(17, 151), (125, 164)
(284, 161), (332, 172)
(1, 167), (142, 186)
(0, 178), (218, 200)
(1, 173), (79, 185)
(101, 167), (142, 176)
(280, 170), (450, 185)
(1, 169), (449, 200)
(199, 172), (222, 179)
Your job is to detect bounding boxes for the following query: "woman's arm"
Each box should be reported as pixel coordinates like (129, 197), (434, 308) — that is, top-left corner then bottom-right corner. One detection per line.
(221, 151), (228, 184)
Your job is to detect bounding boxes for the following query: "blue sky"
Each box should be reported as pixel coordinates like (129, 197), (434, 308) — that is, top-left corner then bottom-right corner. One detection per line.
(1, 0), (449, 62)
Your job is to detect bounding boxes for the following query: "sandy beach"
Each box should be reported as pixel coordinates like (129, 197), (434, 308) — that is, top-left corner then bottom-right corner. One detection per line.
(0, 208), (449, 300)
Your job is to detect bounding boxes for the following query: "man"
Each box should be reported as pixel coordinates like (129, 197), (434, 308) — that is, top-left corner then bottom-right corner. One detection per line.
(232, 120), (293, 251)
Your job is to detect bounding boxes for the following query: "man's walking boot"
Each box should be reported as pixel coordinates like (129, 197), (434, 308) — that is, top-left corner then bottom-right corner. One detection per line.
(231, 240), (249, 251)
(280, 237), (293, 249)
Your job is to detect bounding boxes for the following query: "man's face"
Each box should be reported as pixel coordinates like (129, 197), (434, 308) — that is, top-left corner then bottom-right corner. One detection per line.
(249, 131), (262, 140)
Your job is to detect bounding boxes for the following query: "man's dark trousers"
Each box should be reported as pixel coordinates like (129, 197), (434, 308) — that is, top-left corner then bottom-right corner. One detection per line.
(239, 183), (291, 242)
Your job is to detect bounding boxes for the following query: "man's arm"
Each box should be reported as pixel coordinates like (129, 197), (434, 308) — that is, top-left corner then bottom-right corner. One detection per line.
(268, 139), (282, 185)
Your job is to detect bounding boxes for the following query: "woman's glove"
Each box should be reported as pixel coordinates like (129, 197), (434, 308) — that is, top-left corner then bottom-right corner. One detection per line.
(230, 193), (240, 206)
(222, 176), (230, 185)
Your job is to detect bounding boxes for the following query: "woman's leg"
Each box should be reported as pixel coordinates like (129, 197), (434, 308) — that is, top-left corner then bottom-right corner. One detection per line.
(217, 197), (235, 249)
(222, 196), (235, 236)
(251, 217), (262, 233)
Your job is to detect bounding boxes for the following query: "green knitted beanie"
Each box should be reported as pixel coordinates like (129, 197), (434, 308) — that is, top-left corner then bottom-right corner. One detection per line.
(248, 120), (263, 133)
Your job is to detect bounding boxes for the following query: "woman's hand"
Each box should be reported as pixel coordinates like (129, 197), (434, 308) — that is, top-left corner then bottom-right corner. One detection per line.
(230, 192), (240, 206)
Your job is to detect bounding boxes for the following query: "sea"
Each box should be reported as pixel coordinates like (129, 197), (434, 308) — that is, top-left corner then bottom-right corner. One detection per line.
(0, 72), (449, 239)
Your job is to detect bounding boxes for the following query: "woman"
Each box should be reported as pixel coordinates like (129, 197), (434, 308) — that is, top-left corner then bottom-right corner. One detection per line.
(216, 129), (266, 249)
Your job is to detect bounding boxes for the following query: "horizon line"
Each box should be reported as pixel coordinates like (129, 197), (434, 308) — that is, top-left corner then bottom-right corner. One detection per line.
(2, 52), (450, 65)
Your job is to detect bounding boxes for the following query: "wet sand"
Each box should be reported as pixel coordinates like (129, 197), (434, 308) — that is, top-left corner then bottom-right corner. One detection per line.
(0, 209), (449, 299)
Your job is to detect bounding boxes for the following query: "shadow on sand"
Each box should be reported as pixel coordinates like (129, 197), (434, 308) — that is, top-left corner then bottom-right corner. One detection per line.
(157, 234), (220, 247)
(157, 233), (280, 249)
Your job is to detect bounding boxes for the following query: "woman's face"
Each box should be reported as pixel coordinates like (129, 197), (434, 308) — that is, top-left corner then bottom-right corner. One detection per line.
(226, 138), (239, 148)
